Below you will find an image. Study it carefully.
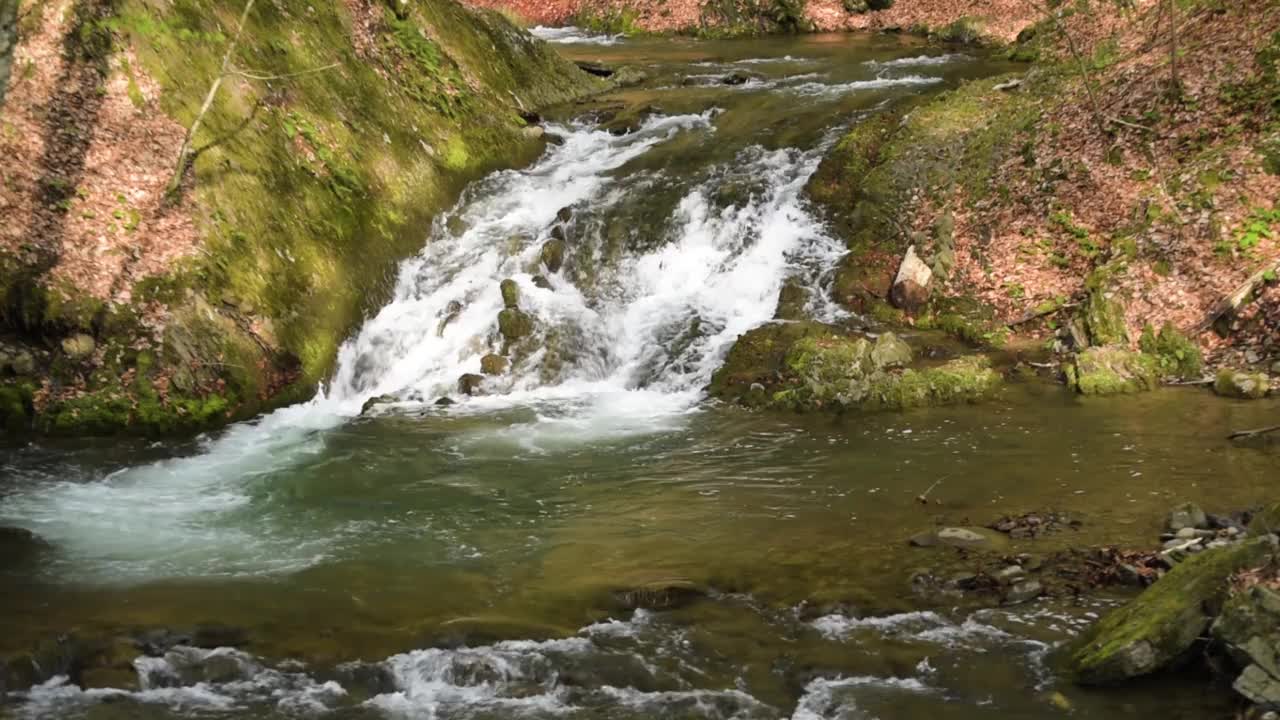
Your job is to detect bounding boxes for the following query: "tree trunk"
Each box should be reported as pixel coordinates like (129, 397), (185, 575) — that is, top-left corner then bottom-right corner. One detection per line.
(0, 0), (19, 109)
(167, 0), (256, 196)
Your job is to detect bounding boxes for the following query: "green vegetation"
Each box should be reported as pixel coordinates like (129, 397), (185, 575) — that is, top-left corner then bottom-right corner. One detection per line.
(1138, 323), (1203, 380)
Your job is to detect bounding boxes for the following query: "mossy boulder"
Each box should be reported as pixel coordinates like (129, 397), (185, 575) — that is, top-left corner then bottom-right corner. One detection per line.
(1063, 346), (1159, 395)
(60, 333), (96, 360)
(1212, 585), (1280, 675)
(857, 356), (1001, 411)
(480, 353), (509, 375)
(1082, 291), (1129, 347)
(869, 332), (912, 368)
(497, 308), (534, 341)
(1067, 536), (1277, 684)
(1214, 370), (1271, 399)
(539, 238), (566, 273)
(707, 321), (836, 407)
(500, 279), (521, 309)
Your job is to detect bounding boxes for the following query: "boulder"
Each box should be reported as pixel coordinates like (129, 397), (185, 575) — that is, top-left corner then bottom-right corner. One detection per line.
(60, 333), (96, 360)
(1167, 503), (1208, 532)
(1067, 536), (1277, 684)
(1215, 370), (1270, 400)
(498, 308), (534, 341)
(910, 526), (1006, 551)
(360, 394), (396, 415)
(1005, 579), (1043, 605)
(889, 245), (932, 311)
(480, 354), (509, 376)
(612, 579), (707, 610)
(0, 347), (35, 376)
(500, 279), (521, 309)
(539, 238), (565, 273)
(532, 275), (553, 290)
(458, 374), (485, 396)
(1082, 290), (1129, 346)
(870, 332), (912, 368)
(1212, 585), (1280, 677)
(556, 206), (573, 223)
(1063, 346), (1159, 395)
(1235, 664), (1280, 707)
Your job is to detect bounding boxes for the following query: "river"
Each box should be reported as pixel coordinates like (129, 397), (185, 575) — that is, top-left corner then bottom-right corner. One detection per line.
(1, 29), (1276, 720)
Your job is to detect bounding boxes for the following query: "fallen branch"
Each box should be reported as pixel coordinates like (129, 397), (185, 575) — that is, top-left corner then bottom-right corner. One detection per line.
(1165, 377), (1213, 386)
(1007, 301), (1079, 328)
(1228, 425), (1280, 441)
(1193, 257), (1280, 333)
(225, 62), (339, 81)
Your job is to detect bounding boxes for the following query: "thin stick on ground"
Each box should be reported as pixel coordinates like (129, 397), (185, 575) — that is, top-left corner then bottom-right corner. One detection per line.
(167, 0), (257, 197)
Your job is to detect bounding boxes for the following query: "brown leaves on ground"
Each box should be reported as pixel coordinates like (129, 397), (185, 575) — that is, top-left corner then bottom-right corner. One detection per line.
(0, 0), (199, 311)
(947, 0), (1280, 363)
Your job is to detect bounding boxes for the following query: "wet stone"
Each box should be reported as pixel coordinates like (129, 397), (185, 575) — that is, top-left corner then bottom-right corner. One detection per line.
(458, 374), (485, 396)
(500, 279), (521, 309)
(1167, 503), (1208, 532)
(1005, 579), (1043, 605)
(480, 354), (509, 376)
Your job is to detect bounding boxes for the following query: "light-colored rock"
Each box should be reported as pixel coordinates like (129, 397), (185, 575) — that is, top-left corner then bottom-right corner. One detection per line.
(61, 333), (96, 360)
(870, 332), (912, 368)
(1005, 579), (1043, 604)
(1214, 369), (1270, 399)
(889, 245), (932, 311)
(1234, 664), (1280, 707)
(910, 526), (1005, 551)
(1168, 503), (1208, 532)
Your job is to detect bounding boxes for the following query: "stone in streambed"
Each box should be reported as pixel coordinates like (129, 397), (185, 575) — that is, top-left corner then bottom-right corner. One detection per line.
(540, 238), (565, 273)
(500, 279), (521, 309)
(1234, 664), (1280, 707)
(1005, 579), (1043, 605)
(532, 275), (553, 290)
(498, 309), (534, 341)
(426, 616), (573, 650)
(1063, 346), (1158, 395)
(458, 374), (485, 396)
(1067, 536), (1277, 684)
(360, 394), (396, 415)
(1214, 369), (1270, 399)
(1167, 503), (1208, 532)
(612, 579), (707, 611)
(870, 332), (912, 368)
(909, 527), (1006, 551)
(480, 354), (509, 376)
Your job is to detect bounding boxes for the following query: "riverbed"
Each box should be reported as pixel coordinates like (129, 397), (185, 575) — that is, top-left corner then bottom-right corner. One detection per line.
(1, 29), (1276, 720)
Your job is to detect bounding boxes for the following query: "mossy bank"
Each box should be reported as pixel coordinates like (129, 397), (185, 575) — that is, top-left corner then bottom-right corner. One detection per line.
(0, 0), (602, 436)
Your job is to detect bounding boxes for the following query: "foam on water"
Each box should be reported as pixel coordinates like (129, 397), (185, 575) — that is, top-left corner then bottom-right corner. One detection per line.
(529, 25), (623, 45)
(864, 53), (970, 68)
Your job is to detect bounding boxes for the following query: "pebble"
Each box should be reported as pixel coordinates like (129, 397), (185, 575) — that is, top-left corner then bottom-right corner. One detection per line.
(995, 565), (1025, 583)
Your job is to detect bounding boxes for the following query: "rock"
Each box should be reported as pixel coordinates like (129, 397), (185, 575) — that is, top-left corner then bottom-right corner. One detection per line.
(612, 579), (706, 610)
(458, 374), (485, 396)
(1082, 290), (1128, 346)
(480, 354), (509, 376)
(434, 397), (456, 406)
(0, 348), (35, 376)
(774, 278), (809, 321)
(556, 207), (573, 223)
(550, 225), (567, 242)
(360, 394), (396, 415)
(540, 238), (566, 273)
(1168, 503), (1208, 532)
(576, 60), (615, 78)
(1235, 664), (1280, 707)
(60, 333), (96, 360)
(498, 308), (534, 341)
(1175, 527), (1208, 539)
(426, 616), (572, 650)
(721, 70), (763, 86)
(1215, 369), (1270, 399)
(437, 300), (463, 337)
(910, 527), (1005, 551)
(1005, 579), (1043, 604)
(1212, 584), (1280, 672)
(1068, 536), (1277, 684)
(1064, 346), (1159, 395)
(611, 66), (649, 88)
(500, 279), (520, 309)
(995, 565), (1025, 583)
(889, 245), (932, 311)
(521, 126), (544, 140)
(870, 332), (912, 368)
(532, 275), (553, 290)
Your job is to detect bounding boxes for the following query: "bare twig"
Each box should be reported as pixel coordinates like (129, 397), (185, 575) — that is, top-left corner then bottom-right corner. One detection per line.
(1007, 301), (1079, 328)
(225, 62), (340, 82)
(167, 0), (257, 197)
(1228, 425), (1280, 441)
(1194, 257), (1280, 333)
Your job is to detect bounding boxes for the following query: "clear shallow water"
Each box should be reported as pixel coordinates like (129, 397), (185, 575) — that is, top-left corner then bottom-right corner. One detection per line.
(1, 32), (1275, 720)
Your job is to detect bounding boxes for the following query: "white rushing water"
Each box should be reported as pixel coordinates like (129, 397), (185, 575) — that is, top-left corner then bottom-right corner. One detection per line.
(529, 25), (624, 45)
(0, 108), (849, 581)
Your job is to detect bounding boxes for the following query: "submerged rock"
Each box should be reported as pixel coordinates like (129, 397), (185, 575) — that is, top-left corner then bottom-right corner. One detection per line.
(612, 579), (707, 610)
(1068, 536), (1277, 684)
(1214, 370), (1270, 399)
(1063, 346), (1158, 395)
(889, 245), (932, 311)
(909, 527), (1006, 551)
(1167, 503), (1208, 532)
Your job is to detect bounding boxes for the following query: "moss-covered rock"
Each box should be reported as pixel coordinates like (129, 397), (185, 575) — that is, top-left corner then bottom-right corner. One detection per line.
(1214, 370), (1271, 399)
(480, 353), (509, 375)
(1067, 536), (1277, 685)
(1063, 346), (1159, 395)
(710, 323), (998, 413)
(497, 308), (533, 341)
(1082, 290), (1129, 347)
(500, 279), (521, 309)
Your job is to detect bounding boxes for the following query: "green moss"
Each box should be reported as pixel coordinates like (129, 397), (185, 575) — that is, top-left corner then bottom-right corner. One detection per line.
(1065, 346), (1159, 395)
(931, 16), (987, 45)
(1213, 369), (1271, 399)
(860, 356), (1001, 411)
(0, 382), (35, 433)
(1138, 322), (1202, 380)
(1068, 538), (1276, 684)
(1082, 289), (1129, 346)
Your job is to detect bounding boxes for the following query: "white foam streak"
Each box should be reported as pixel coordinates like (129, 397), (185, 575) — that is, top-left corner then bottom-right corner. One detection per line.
(789, 75), (941, 97)
(865, 53), (969, 68)
(529, 25), (623, 45)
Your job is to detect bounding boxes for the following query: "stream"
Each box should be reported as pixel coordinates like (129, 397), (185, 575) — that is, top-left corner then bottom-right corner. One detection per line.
(1, 30), (1277, 720)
